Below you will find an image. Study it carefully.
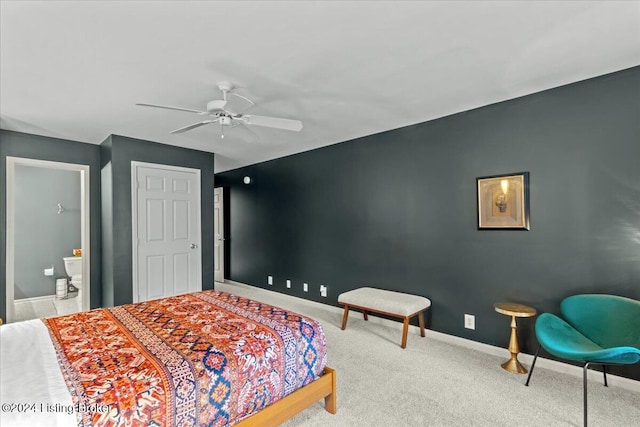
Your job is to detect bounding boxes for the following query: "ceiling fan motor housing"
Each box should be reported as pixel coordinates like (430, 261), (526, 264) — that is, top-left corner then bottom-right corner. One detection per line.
(219, 116), (232, 126)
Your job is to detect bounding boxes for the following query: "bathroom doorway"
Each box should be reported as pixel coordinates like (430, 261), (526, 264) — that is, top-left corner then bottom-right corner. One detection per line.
(5, 157), (90, 323)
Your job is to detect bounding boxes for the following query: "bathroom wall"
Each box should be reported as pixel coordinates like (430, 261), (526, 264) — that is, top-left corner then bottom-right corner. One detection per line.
(14, 166), (81, 299)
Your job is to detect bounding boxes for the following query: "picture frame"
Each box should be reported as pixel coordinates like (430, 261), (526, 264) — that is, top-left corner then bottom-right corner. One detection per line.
(477, 172), (530, 230)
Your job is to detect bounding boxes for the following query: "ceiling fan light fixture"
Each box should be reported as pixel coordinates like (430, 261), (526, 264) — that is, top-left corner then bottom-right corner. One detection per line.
(206, 99), (226, 112)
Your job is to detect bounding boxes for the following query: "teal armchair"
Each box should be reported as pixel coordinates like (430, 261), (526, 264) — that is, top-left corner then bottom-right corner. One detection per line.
(525, 294), (640, 426)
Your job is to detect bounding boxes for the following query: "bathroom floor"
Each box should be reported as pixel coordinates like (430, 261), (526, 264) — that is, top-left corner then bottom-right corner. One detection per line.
(13, 292), (81, 322)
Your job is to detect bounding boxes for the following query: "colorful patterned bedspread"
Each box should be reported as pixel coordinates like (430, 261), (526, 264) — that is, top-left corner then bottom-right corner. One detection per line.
(42, 290), (327, 426)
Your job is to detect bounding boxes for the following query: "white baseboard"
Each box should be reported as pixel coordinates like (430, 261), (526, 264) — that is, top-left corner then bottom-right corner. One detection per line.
(219, 280), (640, 393)
(14, 294), (56, 304)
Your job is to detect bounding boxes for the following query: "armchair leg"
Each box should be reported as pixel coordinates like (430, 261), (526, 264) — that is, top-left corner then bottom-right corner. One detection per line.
(602, 365), (608, 387)
(525, 344), (541, 386)
(583, 362), (590, 427)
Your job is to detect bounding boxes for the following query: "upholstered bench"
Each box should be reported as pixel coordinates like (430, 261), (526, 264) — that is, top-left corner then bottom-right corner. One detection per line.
(338, 287), (431, 348)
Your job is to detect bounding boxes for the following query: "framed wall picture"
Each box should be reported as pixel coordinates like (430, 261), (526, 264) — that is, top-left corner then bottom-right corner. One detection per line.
(477, 172), (530, 230)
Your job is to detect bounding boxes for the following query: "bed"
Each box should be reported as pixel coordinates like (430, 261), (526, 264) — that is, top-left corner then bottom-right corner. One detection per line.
(0, 289), (336, 426)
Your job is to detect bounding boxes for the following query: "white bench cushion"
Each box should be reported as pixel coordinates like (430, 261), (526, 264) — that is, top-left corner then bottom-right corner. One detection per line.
(338, 287), (431, 317)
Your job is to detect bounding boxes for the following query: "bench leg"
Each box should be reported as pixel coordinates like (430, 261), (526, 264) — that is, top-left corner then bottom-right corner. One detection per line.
(363, 310), (368, 321)
(341, 305), (350, 330)
(401, 317), (409, 349)
(418, 311), (425, 337)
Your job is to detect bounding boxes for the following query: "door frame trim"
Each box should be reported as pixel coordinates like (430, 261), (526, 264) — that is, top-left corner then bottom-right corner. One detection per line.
(5, 156), (90, 323)
(131, 161), (202, 303)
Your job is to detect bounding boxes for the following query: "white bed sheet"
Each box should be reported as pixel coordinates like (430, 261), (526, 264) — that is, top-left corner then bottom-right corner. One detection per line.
(0, 319), (76, 426)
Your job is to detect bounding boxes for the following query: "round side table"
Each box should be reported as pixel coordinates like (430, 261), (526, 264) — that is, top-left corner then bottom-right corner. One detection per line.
(494, 302), (536, 374)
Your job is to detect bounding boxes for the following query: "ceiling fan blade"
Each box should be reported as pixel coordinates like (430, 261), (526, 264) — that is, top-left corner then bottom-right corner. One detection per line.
(243, 114), (303, 131)
(224, 93), (255, 115)
(170, 119), (217, 134)
(137, 103), (207, 115)
(243, 124), (262, 143)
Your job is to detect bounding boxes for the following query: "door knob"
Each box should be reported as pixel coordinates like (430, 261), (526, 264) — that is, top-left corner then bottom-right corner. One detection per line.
(190, 243), (198, 249)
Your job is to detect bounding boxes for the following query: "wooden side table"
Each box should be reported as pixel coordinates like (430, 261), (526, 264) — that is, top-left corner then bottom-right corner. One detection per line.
(494, 302), (536, 374)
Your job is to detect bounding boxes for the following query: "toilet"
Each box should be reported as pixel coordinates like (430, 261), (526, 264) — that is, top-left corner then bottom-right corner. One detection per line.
(63, 256), (82, 296)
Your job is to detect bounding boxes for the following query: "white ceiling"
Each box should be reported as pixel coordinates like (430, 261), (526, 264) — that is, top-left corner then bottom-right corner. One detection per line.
(1, 1), (639, 172)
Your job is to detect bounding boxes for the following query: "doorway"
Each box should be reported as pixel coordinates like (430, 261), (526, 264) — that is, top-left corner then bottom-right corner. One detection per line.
(5, 157), (90, 323)
(131, 161), (202, 302)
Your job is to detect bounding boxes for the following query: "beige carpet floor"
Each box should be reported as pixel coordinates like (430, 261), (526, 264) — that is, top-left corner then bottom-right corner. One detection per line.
(216, 281), (640, 427)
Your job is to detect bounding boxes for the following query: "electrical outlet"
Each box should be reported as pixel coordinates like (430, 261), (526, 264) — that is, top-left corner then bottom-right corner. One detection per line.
(267, 276), (273, 286)
(320, 285), (327, 297)
(303, 283), (308, 292)
(286, 279), (291, 289)
(464, 314), (475, 330)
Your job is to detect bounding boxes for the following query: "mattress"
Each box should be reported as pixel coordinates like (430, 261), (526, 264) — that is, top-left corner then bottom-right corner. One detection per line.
(0, 290), (327, 426)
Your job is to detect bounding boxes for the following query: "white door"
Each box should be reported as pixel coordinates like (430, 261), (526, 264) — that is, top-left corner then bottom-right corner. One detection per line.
(132, 162), (202, 302)
(214, 187), (225, 282)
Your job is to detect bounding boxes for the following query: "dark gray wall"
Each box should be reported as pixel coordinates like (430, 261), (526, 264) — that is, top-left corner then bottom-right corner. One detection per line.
(101, 135), (216, 307)
(100, 136), (114, 307)
(0, 130), (102, 320)
(215, 66), (640, 380)
(14, 166), (81, 299)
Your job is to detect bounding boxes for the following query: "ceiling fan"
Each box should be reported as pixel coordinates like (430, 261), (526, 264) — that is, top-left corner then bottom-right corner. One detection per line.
(136, 81), (303, 138)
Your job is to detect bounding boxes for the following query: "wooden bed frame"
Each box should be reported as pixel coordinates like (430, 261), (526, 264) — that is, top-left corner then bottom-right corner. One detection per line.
(0, 314), (337, 426)
(236, 366), (337, 426)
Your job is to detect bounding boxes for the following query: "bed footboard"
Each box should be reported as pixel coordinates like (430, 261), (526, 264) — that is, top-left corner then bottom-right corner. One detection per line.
(235, 366), (337, 426)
